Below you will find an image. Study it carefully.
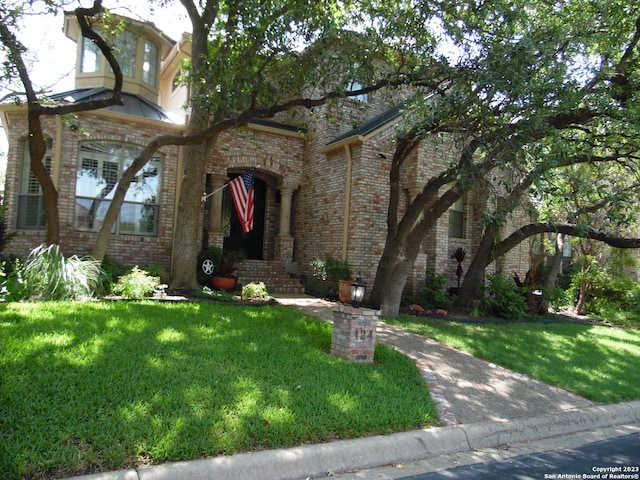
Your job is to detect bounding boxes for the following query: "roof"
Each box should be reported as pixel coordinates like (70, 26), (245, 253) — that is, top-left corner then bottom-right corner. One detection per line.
(326, 103), (404, 148)
(48, 88), (175, 123)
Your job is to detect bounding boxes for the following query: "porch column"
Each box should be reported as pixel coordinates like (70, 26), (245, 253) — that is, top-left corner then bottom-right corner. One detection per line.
(275, 184), (296, 264)
(208, 174), (228, 247)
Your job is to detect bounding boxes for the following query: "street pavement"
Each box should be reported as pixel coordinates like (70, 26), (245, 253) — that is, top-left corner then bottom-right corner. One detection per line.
(63, 294), (640, 480)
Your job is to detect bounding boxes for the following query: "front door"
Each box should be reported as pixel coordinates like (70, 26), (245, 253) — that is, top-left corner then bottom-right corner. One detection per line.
(223, 175), (266, 259)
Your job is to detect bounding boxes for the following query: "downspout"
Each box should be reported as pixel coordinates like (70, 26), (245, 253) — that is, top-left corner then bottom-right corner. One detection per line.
(53, 116), (63, 188)
(342, 145), (353, 261)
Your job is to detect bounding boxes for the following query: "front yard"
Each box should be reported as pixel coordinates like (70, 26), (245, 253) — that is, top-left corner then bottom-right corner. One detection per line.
(388, 314), (640, 404)
(0, 301), (437, 480)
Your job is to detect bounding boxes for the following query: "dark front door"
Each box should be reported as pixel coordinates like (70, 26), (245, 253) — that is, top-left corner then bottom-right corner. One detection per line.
(223, 175), (265, 259)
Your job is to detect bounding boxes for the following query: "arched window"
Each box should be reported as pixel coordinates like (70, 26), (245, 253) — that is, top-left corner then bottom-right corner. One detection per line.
(74, 142), (161, 236)
(448, 197), (465, 238)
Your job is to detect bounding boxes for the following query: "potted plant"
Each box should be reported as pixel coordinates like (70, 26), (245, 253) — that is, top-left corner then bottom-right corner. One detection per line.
(325, 257), (351, 303)
(448, 247), (466, 295)
(211, 249), (246, 291)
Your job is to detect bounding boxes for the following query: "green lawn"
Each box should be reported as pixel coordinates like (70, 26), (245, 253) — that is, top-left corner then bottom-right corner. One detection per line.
(387, 315), (640, 404)
(0, 301), (437, 480)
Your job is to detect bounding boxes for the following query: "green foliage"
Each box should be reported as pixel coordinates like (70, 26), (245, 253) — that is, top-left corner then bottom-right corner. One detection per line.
(100, 254), (124, 283)
(308, 256), (351, 299)
(310, 256), (350, 281)
(0, 258), (26, 302)
(2, 244), (105, 301)
(145, 264), (165, 278)
(480, 274), (527, 320)
(241, 281), (269, 299)
(405, 269), (454, 310)
(192, 286), (236, 302)
(112, 266), (159, 299)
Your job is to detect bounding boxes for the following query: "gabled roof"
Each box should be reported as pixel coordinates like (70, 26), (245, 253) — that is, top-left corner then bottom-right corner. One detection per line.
(48, 88), (175, 123)
(322, 103), (404, 152)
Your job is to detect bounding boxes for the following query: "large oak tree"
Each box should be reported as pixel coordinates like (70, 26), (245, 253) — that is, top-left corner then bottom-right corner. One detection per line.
(367, 0), (640, 316)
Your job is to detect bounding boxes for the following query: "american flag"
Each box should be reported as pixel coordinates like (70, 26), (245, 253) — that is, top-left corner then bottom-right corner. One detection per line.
(228, 169), (255, 233)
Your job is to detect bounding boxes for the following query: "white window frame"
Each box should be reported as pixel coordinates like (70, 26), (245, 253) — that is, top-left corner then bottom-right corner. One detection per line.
(81, 37), (101, 73)
(74, 142), (162, 236)
(17, 140), (52, 230)
(143, 40), (159, 87)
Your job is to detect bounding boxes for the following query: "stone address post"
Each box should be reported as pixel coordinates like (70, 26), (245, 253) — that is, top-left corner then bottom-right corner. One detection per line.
(330, 306), (380, 363)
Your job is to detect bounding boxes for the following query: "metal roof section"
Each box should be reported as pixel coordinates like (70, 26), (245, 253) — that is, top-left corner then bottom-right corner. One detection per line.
(322, 103), (404, 152)
(48, 88), (175, 123)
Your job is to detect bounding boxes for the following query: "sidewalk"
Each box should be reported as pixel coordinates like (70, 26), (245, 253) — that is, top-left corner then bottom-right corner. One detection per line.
(66, 294), (640, 480)
(275, 294), (597, 425)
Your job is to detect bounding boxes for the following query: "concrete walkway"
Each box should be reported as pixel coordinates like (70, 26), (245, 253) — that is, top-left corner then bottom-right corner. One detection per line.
(274, 294), (595, 426)
(65, 294), (640, 480)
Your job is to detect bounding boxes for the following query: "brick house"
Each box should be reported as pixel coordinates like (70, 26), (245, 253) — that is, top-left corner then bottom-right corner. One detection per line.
(0, 14), (534, 296)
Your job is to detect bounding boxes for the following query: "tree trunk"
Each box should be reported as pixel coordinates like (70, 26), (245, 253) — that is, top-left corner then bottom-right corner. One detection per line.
(540, 233), (564, 313)
(170, 132), (217, 290)
(455, 223), (499, 309)
(369, 228), (424, 317)
(27, 111), (60, 245)
(576, 278), (589, 315)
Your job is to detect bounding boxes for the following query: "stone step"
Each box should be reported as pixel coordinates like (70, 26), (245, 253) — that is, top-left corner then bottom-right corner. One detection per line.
(237, 260), (305, 295)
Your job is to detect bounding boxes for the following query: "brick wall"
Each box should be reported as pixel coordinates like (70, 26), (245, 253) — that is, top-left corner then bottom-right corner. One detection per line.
(3, 111), (180, 272)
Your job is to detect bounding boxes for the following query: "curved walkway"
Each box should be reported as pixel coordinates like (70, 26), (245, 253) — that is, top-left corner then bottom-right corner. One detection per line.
(273, 294), (595, 426)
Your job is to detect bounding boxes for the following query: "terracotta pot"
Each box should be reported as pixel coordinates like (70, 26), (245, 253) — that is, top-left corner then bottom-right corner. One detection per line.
(338, 279), (352, 303)
(212, 276), (236, 291)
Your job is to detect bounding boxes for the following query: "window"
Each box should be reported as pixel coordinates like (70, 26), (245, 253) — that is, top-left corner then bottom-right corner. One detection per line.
(448, 197), (465, 238)
(17, 140), (52, 230)
(81, 37), (101, 73)
(113, 30), (136, 77)
(74, 142), (161, 236)
(143, 40), (158, 87)
(348, 80), (369, 103)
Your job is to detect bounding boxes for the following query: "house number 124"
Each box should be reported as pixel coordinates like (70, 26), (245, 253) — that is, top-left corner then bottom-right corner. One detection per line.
(354, 329), (373, 341)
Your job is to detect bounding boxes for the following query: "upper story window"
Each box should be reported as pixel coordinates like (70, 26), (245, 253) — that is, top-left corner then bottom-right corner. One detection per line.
(81, 37), (101, 73)
(348, 80), (369, 103)
(17, 140), (52, 230)
(143, 40), (159, 87)
(113, 30), (136, 77)
(448, 197), (465, 238)
(74, 142), (162, 236)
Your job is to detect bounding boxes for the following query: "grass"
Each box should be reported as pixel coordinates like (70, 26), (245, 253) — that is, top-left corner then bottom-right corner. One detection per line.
(386, 315), (640, 405)
(0, 301), (437, 480)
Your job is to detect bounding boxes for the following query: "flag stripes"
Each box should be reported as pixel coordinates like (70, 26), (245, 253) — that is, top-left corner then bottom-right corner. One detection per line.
(229, 169), (255, 233)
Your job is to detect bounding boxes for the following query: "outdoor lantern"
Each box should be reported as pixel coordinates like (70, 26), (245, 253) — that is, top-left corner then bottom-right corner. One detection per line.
(350, 272), (366, 308)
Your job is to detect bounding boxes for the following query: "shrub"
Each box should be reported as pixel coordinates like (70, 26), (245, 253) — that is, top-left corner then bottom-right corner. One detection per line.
(0, 258), (26, 302)
(9, 244), (105, 301)
(405, 269), (454, 310)
(192, 286), (236, 302)
(242, 281), (269, 299)
(308, 256), (350, 299)
(113, 266), (159, 299)
(310, 256), (350, 281)
(481, 273), (527, 320)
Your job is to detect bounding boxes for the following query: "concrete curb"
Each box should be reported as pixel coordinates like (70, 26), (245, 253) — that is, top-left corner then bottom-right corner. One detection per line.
(64, 401), (640, 480)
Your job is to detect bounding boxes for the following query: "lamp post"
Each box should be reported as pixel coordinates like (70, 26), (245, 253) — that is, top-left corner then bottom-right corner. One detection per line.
(350, 272), (366, 308)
